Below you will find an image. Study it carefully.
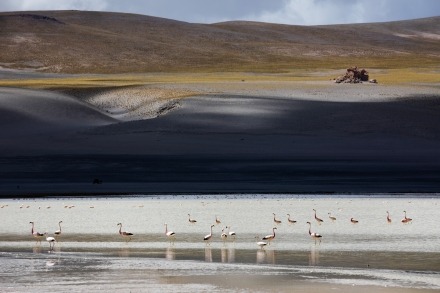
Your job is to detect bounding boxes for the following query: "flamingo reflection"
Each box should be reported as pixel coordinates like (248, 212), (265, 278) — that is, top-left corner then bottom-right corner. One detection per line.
(205, 247), (213, 262)
(309, 246), (320, 266)
(165, 247), (175, 260)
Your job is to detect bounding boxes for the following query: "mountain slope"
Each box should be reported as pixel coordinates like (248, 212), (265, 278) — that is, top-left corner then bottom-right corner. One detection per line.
(0, 11), (439, 73)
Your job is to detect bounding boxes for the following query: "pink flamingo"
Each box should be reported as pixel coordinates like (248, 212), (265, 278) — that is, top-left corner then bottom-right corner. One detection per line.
(204, 224), (215, 244)
(307, 221), (322, 243)
(262, 227), (277, 245)
(117, 223), (134, 242)
(313, 209), (324, 224)
(401, 211), (413, 223)
(386, 211), (392, 223)
(30, 222), (44, 244)
(164, 223), (175, 243)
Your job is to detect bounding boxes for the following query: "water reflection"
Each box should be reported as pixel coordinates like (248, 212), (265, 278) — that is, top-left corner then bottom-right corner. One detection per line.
(256, 249), (275, 264)
(205, 247), (212, 262)
(118, 247), (131, 257)
(221, 247), (227, 262)
(32, 246), (42, 254)
(256, 250), (266, 264)
(220, 247), (236, 263)
(228, 248), (235, 263)
(165, 247), (175, 260)
(309, 246), (320, 266)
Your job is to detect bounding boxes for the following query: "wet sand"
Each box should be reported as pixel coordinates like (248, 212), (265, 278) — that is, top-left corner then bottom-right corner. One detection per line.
(1, 81), (440, 195)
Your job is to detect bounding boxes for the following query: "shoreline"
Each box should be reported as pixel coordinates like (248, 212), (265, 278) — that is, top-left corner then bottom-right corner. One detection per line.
(2, 190), (440, 199)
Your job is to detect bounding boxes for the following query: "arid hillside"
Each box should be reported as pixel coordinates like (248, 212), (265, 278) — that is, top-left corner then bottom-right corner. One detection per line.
(0, 11), (439, 73)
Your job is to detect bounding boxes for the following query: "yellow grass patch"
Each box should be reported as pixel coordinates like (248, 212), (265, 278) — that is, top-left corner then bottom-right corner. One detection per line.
(0, 68), (438, 89)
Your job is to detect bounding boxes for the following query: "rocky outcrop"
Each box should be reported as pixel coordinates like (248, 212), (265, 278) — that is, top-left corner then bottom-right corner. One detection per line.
(335, 67), (377, 84)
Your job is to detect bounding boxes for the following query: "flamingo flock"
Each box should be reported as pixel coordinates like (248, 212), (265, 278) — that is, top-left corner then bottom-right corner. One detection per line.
(27, 209), (415, 252)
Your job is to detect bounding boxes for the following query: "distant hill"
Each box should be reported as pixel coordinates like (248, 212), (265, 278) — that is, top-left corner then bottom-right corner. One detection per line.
(0, 11), (439, 73)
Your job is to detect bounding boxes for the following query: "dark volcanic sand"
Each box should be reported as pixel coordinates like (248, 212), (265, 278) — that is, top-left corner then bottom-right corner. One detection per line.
(1, 82), (440, 196)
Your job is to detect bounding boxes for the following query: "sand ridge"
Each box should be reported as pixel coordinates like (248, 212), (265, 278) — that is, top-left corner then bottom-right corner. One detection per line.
(61, 85), (200, 121)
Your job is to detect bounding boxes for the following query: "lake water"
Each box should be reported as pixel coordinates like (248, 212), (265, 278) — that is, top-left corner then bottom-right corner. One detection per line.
(1, 194), (439, 292)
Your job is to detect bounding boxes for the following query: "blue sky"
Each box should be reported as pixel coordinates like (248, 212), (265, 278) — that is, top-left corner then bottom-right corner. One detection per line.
(1, 0), (439, 25)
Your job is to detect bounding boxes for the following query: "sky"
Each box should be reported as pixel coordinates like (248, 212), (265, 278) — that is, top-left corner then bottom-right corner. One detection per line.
(1, 0), (439, 25)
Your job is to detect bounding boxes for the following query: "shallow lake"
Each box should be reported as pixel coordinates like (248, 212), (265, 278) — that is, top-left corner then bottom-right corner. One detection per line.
(1, 194), (439, 292)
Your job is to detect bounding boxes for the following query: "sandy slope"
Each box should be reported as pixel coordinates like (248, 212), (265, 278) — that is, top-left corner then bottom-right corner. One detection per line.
(1, 81), (440, 195)
(0, 87), (115, 133)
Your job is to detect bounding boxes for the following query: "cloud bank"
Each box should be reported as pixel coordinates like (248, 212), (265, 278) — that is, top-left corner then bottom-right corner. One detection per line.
(0, 0), (438, 25)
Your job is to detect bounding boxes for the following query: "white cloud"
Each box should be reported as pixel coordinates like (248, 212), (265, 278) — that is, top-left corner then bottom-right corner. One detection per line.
(6, 0), (108, 11)
(246, 0), (440, 26)
(0, 0), (439, 25)
(252, 0), (384, 25)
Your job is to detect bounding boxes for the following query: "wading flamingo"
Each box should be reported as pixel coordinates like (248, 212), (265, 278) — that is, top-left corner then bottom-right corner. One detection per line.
(164, 223), (175, 243)
(226, 226), (236, 240)
(54, 221), (63, 240)
(204, 224), (215, 244)
(307, 221), (322, 244)
(30, 222), (44, 244)
(328, 213), (336, 221)
(188, 214), (197, 224)
(273, 213), (282, 225)
(401, 211), (413, 223)
(262, 227), (277, 245)
(386, 211), (392, 223)
(287, 214), (297, 224)
(221, 228), (228, 243)
(255, 236), (267, 250)
(44, 233), (56, 251)
(117, 223), (134, 242)
(313, 209), (324, 224)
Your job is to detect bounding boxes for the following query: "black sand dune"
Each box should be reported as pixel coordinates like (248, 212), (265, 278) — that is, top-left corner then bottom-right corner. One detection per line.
(1, 84), (439, 196)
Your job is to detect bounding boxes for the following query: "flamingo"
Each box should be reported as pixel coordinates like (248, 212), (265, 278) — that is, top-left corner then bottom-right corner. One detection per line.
(44, 233), (56, 251)
(255, 236), (267, 250)
(262, 227), (277, 245)
(328, 213), (336, 221)
(164, 223), (175, 243)
(221, 228), (228, 243)
(54, 221), (63, 239)
(273, 213), (282, 225)
(30, 222), (44, 243)
(386, 211), (392, 223)
(313, 209), (324, 224)
(204, 224), (215, 244)
(350, 217), (359, 224)
(306, 221), (322, 243)
(287, 214), (297, 224)
(188, 214), (197, 224)
(226, 226), (236, 240)
(117, 223), (134, 242)
(215, 215), (221, 225)
(401, 211), (413, 223)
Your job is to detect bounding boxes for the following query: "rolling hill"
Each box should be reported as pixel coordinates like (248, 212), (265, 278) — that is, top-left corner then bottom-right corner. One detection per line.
(0, 11), (439, 73)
